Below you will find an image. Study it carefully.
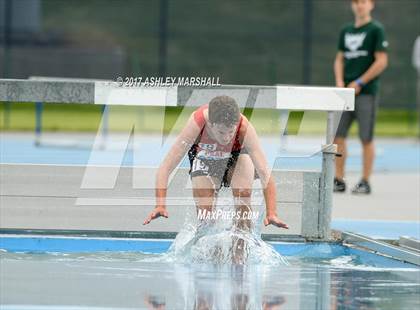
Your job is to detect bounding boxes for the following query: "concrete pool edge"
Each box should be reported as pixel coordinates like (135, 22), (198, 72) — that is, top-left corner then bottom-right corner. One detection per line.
(341, 232), (420, 266)
(0, 228), (307, 242)
(1, 233), (419, 269)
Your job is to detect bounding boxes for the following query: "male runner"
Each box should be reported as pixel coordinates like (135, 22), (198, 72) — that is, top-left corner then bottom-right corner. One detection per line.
(333, 0), (388, 194)
(143, 95), (288, 262)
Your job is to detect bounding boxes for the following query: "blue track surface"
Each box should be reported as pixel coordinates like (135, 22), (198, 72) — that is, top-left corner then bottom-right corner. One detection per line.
(332, 219), (420, 240)
(1, 135), (419, 172)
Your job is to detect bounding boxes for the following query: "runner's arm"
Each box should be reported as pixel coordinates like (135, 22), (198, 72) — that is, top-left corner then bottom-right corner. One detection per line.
(242, 122), (288, 228)
(155, 114), (201, 207)
(144, 113), (201, 225)
(242, 121), (277, 217)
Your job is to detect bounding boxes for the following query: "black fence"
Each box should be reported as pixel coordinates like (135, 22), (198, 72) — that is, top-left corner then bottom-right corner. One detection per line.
(1, 0), (419, 109)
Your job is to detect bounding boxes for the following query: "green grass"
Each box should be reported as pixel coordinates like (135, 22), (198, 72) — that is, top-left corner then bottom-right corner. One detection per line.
(0, 103), (418, 137)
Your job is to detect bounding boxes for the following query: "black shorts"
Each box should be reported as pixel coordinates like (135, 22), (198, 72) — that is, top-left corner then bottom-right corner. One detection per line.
(188, 147), (256, 189)
(335, 94), (378, 142)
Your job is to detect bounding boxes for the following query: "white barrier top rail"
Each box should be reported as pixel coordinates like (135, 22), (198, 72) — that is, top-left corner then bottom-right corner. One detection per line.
(0, 79), (354, 111)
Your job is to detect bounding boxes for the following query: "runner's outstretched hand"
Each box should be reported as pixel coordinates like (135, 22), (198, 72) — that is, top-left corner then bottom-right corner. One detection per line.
(264, 214), (289, 229)
(143, 206), (168, 225)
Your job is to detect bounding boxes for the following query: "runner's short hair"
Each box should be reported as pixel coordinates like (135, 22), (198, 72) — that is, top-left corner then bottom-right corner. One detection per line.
(208, 96), (240, 127)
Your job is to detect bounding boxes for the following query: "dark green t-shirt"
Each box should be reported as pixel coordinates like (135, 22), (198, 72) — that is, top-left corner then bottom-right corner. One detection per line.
(338, 20), (388, 95)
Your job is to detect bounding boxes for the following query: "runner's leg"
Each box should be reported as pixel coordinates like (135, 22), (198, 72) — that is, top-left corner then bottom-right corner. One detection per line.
(191, 175), (219, 220)
(229, 154), (255, 264)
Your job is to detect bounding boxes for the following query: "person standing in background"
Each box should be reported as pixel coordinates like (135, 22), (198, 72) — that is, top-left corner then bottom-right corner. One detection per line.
(412, 36), (420, 139)
(333, 0), (388, 194)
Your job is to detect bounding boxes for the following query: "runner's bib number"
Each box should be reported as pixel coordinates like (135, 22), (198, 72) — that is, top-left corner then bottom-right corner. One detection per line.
(192, 158), (209, 174)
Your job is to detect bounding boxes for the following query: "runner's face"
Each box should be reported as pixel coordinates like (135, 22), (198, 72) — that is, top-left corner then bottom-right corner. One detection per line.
(209, 123), (237, 145)
(351, 0), (374, 19)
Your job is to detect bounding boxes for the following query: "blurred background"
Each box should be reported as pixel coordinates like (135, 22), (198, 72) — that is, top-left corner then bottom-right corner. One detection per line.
(0, 0), (419, 244)
(0, 0), (419, 136)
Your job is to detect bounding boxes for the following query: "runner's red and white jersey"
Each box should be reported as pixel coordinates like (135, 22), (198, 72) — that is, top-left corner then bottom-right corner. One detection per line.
(191, 104), (246, 160)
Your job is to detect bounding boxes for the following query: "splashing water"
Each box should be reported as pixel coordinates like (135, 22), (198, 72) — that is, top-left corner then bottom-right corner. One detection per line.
(148, 189), (289, 266)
